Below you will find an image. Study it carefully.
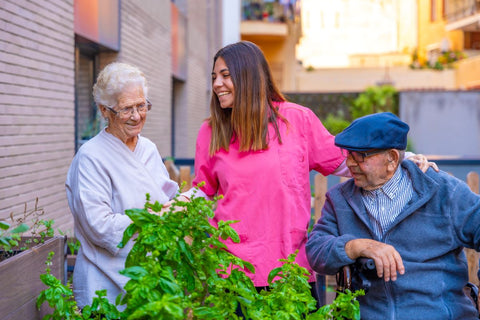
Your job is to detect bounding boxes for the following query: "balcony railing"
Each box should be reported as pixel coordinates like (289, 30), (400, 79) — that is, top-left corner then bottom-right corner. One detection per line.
(445, 0), (480, 23)
(242, 0), (299, 23)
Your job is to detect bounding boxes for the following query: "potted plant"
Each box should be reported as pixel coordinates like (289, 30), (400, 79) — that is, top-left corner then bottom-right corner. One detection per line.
(0, 199), (67, 320)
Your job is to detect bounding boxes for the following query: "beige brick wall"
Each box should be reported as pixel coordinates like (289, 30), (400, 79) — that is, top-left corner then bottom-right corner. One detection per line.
(0, 0), (75, 233)
(0, 0), (224, 234)
(173, 0), (223, 158)
(115, 0), (221, 159)
(118, 0), (173, 156)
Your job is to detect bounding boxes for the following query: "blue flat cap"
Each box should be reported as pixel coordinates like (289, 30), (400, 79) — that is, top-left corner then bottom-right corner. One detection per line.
(335, 112), (409, 151)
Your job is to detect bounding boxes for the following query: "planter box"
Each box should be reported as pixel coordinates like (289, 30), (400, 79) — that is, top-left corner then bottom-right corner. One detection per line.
(0, 235), (67, 320)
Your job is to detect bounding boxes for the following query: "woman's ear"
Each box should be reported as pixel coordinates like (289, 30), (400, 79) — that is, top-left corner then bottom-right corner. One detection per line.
(98, 105), (109, 120)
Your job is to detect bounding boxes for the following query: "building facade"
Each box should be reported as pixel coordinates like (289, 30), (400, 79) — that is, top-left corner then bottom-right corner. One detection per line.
(444, 0), (480, 88)
(291, 0), (480, 92)
(296, 0), (417, 69)
(0, 0), (223, 233)
(240, 0), (302, 91)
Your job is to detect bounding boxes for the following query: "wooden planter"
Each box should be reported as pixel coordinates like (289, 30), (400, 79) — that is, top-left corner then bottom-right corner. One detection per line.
(0, 235), (67, 320)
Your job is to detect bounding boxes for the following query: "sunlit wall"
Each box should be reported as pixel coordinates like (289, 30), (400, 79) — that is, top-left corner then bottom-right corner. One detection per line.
(296, 0), (417, 68)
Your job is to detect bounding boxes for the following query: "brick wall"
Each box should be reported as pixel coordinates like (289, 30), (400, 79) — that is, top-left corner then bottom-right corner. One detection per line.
(118, 0), (173, 156)
(173, 0), (223, 158)
(0, 0), (224, 234)
(0, 0), (75, 233)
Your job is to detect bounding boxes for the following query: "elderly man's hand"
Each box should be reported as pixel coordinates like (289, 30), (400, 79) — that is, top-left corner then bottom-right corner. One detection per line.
(345, 238), (405, 282)
(407, 154), (439, 173)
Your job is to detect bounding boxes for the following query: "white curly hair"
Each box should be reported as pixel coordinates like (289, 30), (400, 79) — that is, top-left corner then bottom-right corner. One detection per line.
(92, 62), (148, 107)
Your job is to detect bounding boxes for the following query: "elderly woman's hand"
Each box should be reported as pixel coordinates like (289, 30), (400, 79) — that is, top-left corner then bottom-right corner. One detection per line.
(152, 196), (192, 244)
(149, 195), (191, 216)
(407, 154), (439, 173)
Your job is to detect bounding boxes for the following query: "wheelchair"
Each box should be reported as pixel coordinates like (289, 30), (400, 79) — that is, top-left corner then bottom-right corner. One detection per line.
(333, 258), (480, 317)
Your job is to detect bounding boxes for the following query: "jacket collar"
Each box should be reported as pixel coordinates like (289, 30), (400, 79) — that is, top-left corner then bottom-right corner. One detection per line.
(340, 160), (438, 238)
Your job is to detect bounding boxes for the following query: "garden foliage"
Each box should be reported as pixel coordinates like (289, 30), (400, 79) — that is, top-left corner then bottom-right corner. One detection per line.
(0, 198), (54, 261)
(323, 85), (398, 135)
(37, 186), (363, 319)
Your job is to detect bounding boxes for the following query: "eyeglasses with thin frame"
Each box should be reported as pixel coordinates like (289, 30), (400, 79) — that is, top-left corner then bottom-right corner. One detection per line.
(341, 149), (387, 163)
(106, 99), (152, 117)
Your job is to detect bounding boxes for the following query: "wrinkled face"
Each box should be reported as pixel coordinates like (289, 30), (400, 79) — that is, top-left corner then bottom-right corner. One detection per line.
(101, 85), (147, 143)
(212, 57), (235, 109)
(345, 150), (391, 191)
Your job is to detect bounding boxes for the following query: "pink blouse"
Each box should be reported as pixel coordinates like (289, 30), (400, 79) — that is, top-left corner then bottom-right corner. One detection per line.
(193, 101), (344, 286)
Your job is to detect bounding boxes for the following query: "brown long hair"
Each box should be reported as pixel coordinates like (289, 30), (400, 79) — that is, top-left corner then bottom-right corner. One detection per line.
(209, 41), (288, 155)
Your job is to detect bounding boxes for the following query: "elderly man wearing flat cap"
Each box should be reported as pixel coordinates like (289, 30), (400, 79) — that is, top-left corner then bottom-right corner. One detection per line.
(306, 112), (480, 319)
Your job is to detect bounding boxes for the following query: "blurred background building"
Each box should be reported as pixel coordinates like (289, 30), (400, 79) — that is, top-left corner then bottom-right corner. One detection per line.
(240, 0), (301, 91)
(293, 0), (480, 92)
(0, 0), (479, 233)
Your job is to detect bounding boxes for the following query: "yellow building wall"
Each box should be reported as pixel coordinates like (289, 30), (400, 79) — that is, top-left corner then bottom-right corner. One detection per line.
(417, 0), (463, 64)
(241, 20), (300, 91)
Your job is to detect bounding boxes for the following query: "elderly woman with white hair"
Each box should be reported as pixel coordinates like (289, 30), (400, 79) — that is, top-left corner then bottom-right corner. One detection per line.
(66, 62), (179, 309)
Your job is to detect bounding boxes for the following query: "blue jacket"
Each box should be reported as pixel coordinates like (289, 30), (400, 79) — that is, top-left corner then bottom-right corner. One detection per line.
(306, 160), (480, 320)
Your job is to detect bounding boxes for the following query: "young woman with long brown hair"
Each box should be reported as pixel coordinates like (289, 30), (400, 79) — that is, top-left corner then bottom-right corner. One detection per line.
(177, 41), (434, 307)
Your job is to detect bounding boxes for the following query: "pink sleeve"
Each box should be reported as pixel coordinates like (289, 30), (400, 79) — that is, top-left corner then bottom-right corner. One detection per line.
(305, 108), (344, 175)
(192, 122), (218, 197)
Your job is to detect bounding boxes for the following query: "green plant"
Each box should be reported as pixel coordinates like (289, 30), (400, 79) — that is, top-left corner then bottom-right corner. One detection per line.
(37, 251), (81, 319)
(0, 198), (54, 260)
(82, 290), (122, 320)
(350, 85), (398, 119)
(24, 218), (55, 249)
(0, 221), (29, 253)
(117, 189), (256, 319)
(321, 85), (398, 135)
(249, 252), (318, 319)
(314, 289), (364, 320)
(58, 229), (81, 255)
(322, 114), (351, 135)
(410, 49), (467, 70)
(37, 187), (364, 319)
(37, 252), (120, 320)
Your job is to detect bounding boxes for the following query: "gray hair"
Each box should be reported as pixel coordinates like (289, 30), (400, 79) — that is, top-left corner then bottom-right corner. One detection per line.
(92, 62), (148, 107)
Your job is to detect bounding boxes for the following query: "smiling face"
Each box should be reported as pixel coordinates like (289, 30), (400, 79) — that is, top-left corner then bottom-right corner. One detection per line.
(100, 84), (147, 149)
(212, 57), (235, 109)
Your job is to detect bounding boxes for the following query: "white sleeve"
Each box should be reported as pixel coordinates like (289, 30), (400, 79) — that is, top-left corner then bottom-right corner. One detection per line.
(331, 159), (352, 177)
(181, 187), (211, 200)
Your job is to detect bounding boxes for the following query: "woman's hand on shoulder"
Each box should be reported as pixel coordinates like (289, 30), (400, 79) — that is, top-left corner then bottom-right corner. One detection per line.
(407, 154), (439, 173)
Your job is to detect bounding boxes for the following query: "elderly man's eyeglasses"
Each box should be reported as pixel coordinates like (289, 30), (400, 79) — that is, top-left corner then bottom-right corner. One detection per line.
(106, 99), (152, 117)
(341, 149), (387, 163)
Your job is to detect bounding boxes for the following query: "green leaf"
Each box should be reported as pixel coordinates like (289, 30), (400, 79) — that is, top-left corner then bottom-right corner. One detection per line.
(158, 277), (181, 295)
(11, 223), (29, 234)
(120, 266), (148, 280)
(238, 260), (255, 274)
(0, 221), (10, 230)
(267, 267), (282, 284)
(178, 239), (194, 264)
(118, 223), (138, 248)
(124, 208), (156, 226)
